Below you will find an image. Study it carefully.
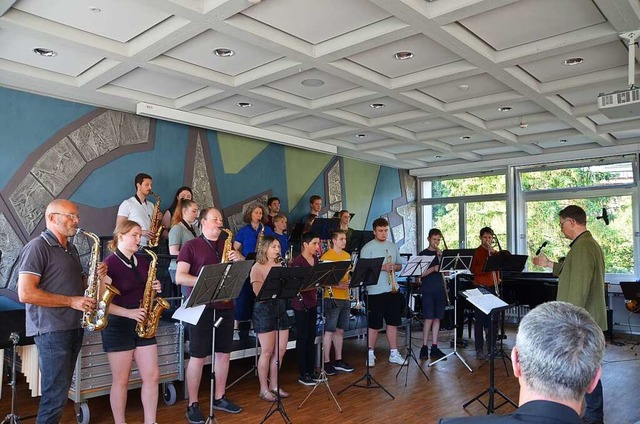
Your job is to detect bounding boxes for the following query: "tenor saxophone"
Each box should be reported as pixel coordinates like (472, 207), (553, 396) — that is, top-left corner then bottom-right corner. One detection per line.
(135, 248), (170, 338)
(221, 228), (233, 262)
(386, 249), (399, 293)
(147, 191), (163, 248)
(78, 228), (120, 331)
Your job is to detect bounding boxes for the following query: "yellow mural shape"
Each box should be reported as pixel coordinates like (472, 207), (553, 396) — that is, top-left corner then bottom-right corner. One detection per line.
(285, 147), (332, 209)
(218, 133), (269, 174)
(344, 158), (380, 229)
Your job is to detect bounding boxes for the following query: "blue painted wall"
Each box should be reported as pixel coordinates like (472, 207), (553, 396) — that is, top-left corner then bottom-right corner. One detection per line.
(366, 166), (402, 229)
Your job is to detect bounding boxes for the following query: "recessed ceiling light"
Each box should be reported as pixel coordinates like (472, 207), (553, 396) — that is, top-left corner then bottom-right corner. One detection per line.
(460, 136), (471, 140)
(88, 6), (101, 13)
(458, 84), (469, 91)
(369, 103), (385, 109)
(498, 106), (513, 112)
(33, 48), (57, 57)
(559, 139), (567, 144)
(563, 57), (584, 66)
(393, 51), (414, 60)
(355, 133), (367, 138)
(236, 102), (252, 108)
(435, 155), (442, 159)
(213, 48), (235, 57)
(301, 78), (325, 87)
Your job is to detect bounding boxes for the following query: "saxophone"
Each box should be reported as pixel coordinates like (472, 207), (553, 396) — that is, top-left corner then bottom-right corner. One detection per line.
(386, 249), (399, 293)
(135, 248), (170, 338)
(147, 191), (163, 248)
(78, 228), (120, 331)
(255, 223), (265, 253)
(221, 228), (233, 262)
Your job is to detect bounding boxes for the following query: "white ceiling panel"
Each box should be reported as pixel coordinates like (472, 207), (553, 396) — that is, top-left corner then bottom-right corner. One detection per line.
(164, 30), (282, 76)
(536, 135), (595, 149)
(557, 78), (629, 107)
(110, 68), (206, 99)
(280, 116), (340, 132)
(341, 96), (415, 118)
(439, 134), (493, 146)
(419, 74), (511, 103)
(266, 69), (358, 100)
(612, 129), (640, 140)
(204, 95), (282, 118)
(459, 0), (605, 51)
(339, 132), (386, 144)
(507, 121), (573, 136)
(398, 118), (457, 133)
(473, 145), (521, 156)
(15, 0), (171, 43)
(469, 101), (546, 121)
(384, 144), (430, 155)
(348, 34), (463, 78)
(0, 28), (103, 77)
(241, 0), (390, 44)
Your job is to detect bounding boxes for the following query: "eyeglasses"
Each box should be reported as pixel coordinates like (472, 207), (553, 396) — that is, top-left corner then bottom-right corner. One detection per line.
(559, 219), (572, 229)
(52, 212), (80, 221)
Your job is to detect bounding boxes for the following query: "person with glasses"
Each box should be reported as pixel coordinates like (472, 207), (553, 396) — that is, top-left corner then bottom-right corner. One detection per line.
(17, 199), (108, 423)
(533, 205), (607, 424)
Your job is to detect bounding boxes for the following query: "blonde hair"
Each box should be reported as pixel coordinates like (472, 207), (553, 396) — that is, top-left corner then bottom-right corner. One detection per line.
(256, 235), (279, 265)
(170, 199), (197, 227)
(108, 220), (141, 251)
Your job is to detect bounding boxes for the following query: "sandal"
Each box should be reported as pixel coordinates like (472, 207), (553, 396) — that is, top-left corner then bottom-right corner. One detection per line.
(259, 390), (277, 402)
(271, 388), (290, 398)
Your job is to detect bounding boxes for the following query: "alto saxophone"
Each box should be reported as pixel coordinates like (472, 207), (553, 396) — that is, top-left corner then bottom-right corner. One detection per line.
(220, 228), (233, 262)
(386, 249), (399, 293)
(135, 248), (170, 338)
(147, 191), (163, 248)
(78, 228), (120, 331)
(255, 223), (265, 253)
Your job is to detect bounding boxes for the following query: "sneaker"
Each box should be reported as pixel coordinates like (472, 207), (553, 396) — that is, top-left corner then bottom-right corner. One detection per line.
(309, 371), (322, 381)
(186, 402), (206, 424)
(213, 395), (242, 414)
(419, 345), (429, 359)
(366, 350), (376, 367)
(476, 350), (485, 360)
(324, 362), (337, 376)
(430, 346), (447, 361)
(297, 374), (315, 386)
(389, 351), (406, 365)
(333, 360), (354, 372)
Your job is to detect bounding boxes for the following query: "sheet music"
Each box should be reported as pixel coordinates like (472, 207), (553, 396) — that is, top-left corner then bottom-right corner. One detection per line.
(464, 288), (484, 297)
(463, 289), (508, 315)
(172, 302), (206, 325)
(399, 255), (434, 277)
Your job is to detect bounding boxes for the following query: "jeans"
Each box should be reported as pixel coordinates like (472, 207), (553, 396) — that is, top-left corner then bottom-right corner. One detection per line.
(34, 328), (84, 424)
(583, 379), (604, 423)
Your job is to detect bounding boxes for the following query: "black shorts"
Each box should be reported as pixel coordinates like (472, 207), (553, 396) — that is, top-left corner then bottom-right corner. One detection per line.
(367, 292), (402, 330)
(101, 314), (156, 352)
(189, 307), (234, 357)
(253, 300), (290, 333)
(422, 290), (446, 320)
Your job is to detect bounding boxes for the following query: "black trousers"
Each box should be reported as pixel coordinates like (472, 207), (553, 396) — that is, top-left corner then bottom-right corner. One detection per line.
(294, 307), (317, 376)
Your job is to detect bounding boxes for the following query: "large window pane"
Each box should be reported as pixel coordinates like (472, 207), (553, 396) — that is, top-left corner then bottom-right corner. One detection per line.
(526, 196), (633, 274)
(422, 203), (459, 250)
(422, 174), (506, 198)
(465, 201), (507, 249)
(521, 162), (634, 191)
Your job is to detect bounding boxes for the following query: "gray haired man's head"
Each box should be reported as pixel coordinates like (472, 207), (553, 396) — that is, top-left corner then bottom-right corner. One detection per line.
(515, 301), (605, 402)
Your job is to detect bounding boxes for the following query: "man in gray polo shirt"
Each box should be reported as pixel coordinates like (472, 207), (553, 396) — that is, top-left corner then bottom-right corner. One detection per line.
(18, 199), (107, 423)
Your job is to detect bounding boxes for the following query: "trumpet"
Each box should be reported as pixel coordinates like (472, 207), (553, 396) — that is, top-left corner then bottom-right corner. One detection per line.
(386, 249), (398, 293)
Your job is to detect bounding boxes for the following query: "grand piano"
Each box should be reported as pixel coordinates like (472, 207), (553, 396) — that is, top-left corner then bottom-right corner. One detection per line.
(500, 271), (559, 309)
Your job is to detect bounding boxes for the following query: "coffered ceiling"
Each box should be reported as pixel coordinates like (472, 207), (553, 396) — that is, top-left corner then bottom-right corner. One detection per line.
(1, 0), (640, 177)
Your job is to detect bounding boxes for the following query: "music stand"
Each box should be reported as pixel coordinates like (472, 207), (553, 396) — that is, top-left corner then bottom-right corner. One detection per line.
(345, 230), (374, 254)
(395, 256), (434, 385)
(482, 254), (528, 373)
(298, 260), (351, 411)
(429, 249), (475, 372)
(337, 257), (394, 399)
(256, 266), (307, 424)
(310, 218), (340, 241)
(462, 289), (516, 414)
(186, 260), (252, 424)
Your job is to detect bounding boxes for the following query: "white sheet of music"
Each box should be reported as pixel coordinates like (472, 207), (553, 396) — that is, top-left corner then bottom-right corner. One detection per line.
(463, 289), (508, 315)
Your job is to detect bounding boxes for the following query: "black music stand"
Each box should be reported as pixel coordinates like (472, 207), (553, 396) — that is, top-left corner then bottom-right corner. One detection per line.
(186, 260), (252, 424)
(396, 255), (434, 385)
(310, 218), (340, 241)
(256, 266), (307, 424)
(429, 249), (474, 371)
(462, 290), (516, 414)
(298, 261), (351, 411)
(337, 257), (394, 399)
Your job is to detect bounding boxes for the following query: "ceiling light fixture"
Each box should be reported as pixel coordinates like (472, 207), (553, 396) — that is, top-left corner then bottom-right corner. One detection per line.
(559, 139), (567, 144)
(355, 133), (367, 138)
(301, 78), (325, 87)
(458, 84), (469, 91)
(213, 48), (235, 57)
(393, 51), (414, 60)
(33, 48), (57, 57)
(435, 155), (442, 159)
(369, 103), (385, 109)
(236, 102), (252, 108)
(460, 136), (471, 140)
(498, 106), (512, 112)
(563, 57), (584, 66)
(88, 6), (101, 13)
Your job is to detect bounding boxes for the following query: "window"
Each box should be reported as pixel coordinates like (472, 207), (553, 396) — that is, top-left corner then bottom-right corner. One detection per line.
(521, 161), (634, 191)
(421, 203), (459, 250)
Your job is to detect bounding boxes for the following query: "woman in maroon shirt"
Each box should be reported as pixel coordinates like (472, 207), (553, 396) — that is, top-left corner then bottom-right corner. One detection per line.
(101, 220), (161, 424)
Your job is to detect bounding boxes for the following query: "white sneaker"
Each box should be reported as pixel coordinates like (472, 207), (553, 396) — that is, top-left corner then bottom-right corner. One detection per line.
(366, 350), (376, 367)
(389, 351), (406, 365)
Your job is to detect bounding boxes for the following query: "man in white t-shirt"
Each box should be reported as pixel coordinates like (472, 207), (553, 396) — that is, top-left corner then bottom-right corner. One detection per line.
(116, 173), (159, 247)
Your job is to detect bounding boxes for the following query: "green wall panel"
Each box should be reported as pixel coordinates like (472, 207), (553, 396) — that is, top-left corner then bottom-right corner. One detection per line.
(218, 133), (269, 174)
(284, 147), (333, 211)
(344, 158), (380, 229)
